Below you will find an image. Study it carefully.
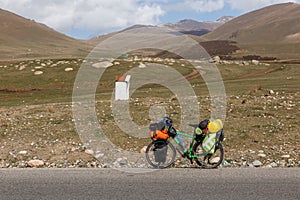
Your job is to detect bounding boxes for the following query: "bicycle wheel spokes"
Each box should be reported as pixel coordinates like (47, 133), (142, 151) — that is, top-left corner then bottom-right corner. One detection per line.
(145, 140), (176, 169)
(193, 142), (224, 169)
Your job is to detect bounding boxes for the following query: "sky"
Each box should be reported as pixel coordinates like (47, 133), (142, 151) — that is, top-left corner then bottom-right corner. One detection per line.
(0, 0), (299, 39)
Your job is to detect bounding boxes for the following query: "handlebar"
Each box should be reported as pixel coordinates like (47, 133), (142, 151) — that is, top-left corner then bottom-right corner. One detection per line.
(163, 116), (173, 126)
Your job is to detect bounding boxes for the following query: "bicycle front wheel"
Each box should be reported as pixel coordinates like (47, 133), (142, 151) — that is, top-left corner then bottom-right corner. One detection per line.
(145, 139), (176, 169)
(193, 141), (224, 169)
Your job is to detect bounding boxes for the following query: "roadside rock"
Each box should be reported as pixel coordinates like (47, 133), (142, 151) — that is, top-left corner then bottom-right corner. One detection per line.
(28, 159), (44, 167)
(85, 149), (94, 155)
(252, 160), (263, 167)
(140, 146), (147, 154)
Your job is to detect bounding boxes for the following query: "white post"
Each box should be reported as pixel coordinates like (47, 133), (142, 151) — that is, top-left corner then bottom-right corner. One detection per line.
(115, 75), (131, 100)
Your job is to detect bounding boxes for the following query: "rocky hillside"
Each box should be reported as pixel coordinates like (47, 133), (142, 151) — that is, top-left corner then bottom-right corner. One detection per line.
(0, 8), (92, 60)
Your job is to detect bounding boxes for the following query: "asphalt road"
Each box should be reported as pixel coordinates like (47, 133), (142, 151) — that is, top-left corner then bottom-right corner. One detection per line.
(1, 168), (299, 200)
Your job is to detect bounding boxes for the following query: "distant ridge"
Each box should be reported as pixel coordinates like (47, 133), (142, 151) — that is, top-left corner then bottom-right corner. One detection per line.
(88, 17), (233, 45)
(0, 8), (91, 60)
(1, 3), (299, 60)
(203, 3), (300, 44)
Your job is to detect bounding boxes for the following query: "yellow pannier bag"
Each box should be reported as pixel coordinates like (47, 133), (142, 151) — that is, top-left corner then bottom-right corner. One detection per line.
(207, 119), (223, 133)
(202, 133), (217, 154)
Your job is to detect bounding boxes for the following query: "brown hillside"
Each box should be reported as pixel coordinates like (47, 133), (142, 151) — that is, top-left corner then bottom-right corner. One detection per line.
(202, 3), (300, 59)
(203, 3), (300, 43)
(0, 8), (92, 60)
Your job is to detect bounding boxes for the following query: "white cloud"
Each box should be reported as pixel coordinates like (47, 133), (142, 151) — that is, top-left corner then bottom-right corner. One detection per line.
(0, 0), (164, 38)
(226, 0), (300, 11)
(0, 0), (299, 38)
(168, 0), (225, 12)
(183, 0), (225, 12)
(173, 0), (299, 13)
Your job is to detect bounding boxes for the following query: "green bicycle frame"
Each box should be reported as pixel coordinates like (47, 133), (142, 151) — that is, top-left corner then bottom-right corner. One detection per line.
(173, 131), (217, 159)
(173, 131), (199, 159)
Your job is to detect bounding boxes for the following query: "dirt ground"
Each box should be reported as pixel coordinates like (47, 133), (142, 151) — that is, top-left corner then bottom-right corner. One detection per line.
(0, 91), (299, 168)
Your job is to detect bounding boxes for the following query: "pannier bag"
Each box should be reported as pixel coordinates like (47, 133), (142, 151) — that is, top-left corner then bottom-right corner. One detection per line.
(202, 133), (217, 154)
(198, 119), (224, 154)
(207, 119), (223, 133)
(153, 143), (168, 163)
(149, 120), (170, 139)
(194, 127), (206, 142)
(216, 129), (225, 142)
(150, 129), (169, 139)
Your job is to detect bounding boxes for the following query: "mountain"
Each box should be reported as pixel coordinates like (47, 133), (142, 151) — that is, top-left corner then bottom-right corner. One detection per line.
(0, 8), (92, 60)
(2, 3), (299, 61)
(203, 3), (300, 43)
(202, 3), (300, 59)
(161, 19), (225, 36)
(157, 17), (234, 36)
(88, 17), (234, 49)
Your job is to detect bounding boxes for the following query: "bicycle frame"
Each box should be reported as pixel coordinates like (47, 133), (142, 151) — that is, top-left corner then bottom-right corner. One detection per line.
(173, 131), (197, 159)
(173, 130), (219, 160)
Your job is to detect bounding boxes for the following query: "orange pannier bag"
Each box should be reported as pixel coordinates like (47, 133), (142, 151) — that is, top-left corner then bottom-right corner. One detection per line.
(150, 129), (170, 139)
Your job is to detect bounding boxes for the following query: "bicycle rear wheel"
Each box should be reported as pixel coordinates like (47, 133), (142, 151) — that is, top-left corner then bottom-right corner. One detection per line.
(193, 141), (224, 169)
(145, 139), (176, 169)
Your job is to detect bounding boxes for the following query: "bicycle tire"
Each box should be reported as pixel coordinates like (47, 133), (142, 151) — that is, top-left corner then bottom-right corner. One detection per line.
(193, 141), (224, 169)
(145, 139), (176, 169)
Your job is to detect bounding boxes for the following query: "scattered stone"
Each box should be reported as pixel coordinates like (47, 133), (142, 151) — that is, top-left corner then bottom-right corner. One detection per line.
(140, 146), (147, 154)
(85, 149), (94, 155)
(270, 162), (278, 168)
(210, 157), (220, 164)
(18, 150), (28, 155)
(269, 90), (275, 95)
(258, 153), (266, 158)
(249, 150), (256, 154)
(95, 153), (104, 158)
(34, 71), (43, 75)
(92, 61), (113, 69)
(64, 67), (73, 72)
(281, 155), (290, 158)
(252, 60), (259, 65)
(242, 61), (249, 65)
(138, 62), (146, 68)
(248, 163), (254, 168)
(18, 161), (27, 168)
(252, 160), (263, 167)
(214, 56), (221, 63)
(28, 159), (44, 167)
(19, 66), (26, 70)
(116, 158), (127, 166)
